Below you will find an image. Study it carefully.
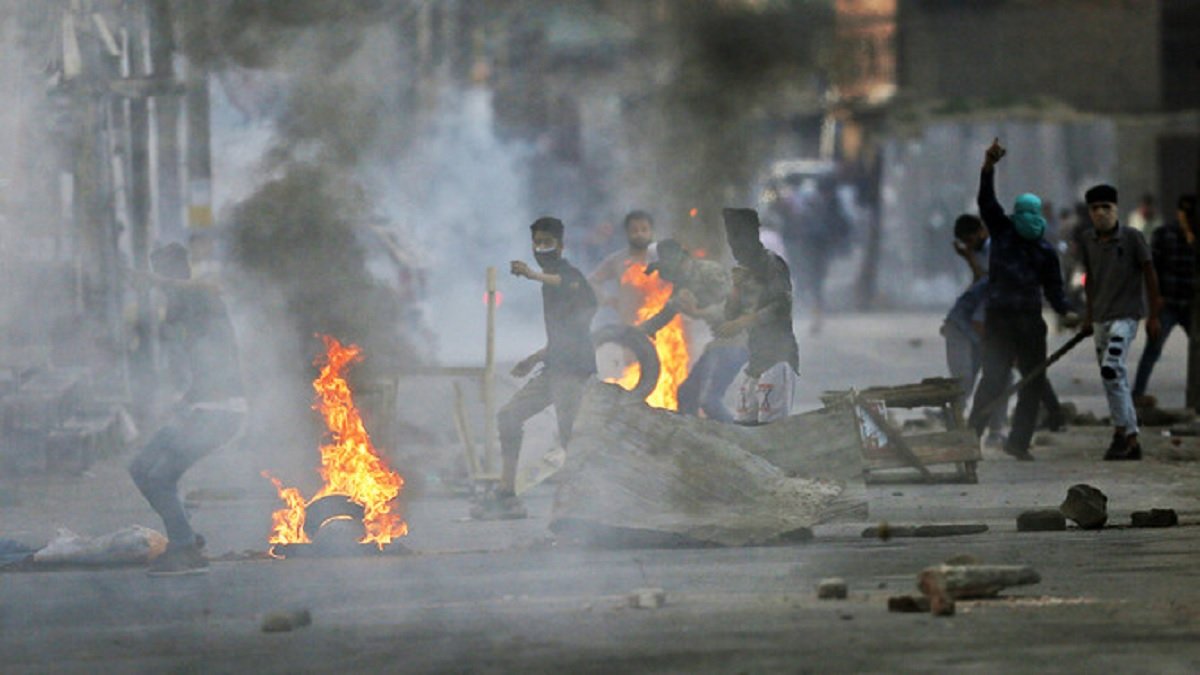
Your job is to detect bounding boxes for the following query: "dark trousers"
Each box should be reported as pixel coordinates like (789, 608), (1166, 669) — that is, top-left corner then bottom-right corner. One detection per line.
(1133, 305), (1191, 398)
(498, 370), (590, 462)
(129, 406), (243, 550)
(969, 309), (1050, 453)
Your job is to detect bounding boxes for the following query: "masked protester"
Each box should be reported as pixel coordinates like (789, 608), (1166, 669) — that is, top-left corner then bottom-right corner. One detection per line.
(720, 208), (800, 425)
(1079, 184), (1164, 460)
(472, 217), (598, 520)
(967, 139), (1072, 461)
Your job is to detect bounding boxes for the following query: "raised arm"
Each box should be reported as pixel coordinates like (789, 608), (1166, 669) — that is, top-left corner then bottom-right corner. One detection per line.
(977, 139), (1010, 236)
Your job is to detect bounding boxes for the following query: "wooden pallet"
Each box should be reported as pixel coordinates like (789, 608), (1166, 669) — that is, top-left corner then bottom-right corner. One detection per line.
(825, 378), (981, 484)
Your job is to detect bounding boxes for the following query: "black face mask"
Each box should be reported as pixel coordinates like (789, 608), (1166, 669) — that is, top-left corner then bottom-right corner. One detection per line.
(534, 249), (561, 268)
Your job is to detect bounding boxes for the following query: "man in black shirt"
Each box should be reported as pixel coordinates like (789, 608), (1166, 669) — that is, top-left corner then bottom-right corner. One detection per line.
(473, 217), (598, 519)
(129, 243), (245, 575)
(721, 208), (800, 424)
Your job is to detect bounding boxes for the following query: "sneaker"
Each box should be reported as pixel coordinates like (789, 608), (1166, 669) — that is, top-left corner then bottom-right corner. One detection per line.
(1001, 443), (1034, 461)
(147, 546), (209, 576)
(469, 492), (528, 521)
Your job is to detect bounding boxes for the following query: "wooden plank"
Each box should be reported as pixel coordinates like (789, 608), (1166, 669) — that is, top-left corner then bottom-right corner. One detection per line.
(862, 429), (980, 470)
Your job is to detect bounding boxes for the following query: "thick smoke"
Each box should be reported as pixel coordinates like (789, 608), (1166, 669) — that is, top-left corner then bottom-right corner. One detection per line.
(621, 2), (833, 251)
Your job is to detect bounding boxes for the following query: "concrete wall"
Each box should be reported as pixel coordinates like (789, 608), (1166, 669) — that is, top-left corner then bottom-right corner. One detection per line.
(898, 0), (1161, 114)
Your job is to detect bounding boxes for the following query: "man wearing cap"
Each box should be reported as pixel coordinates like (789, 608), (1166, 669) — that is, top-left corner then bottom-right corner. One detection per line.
(1132, 195), (1198, 407)
(1079, 184), (1163, 461)
(720, 208), (800, 424)
(967, 139), (1072, 460)
(473, 217), (597, 519)
(638, 238), (749, 422)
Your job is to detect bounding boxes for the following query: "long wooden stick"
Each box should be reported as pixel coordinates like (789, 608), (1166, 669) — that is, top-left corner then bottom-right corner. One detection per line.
(973, 331), (1088, 423)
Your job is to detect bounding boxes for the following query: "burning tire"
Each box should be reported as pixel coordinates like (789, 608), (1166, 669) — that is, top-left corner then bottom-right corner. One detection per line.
(592, 324), (661, 401)
(303, 494), (366, 542)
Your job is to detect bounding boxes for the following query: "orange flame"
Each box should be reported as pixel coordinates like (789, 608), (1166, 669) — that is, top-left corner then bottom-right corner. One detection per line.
(607, 262), (690, 410)
(265, 336), (408, 550)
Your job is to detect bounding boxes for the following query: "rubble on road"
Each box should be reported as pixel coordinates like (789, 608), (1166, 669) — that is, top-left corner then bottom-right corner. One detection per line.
(1130, 509), (1178, 528)
(1060, 484), (1108, 529)
(861, 523), (988, 539)
(261, 609), (312, 633)
(1017, 509), (1067, 532)
(817, 578), (847, 599)
(918, 564), (1041, 601)
(887, 595), (930, 613)
(628, 588), (667, 609)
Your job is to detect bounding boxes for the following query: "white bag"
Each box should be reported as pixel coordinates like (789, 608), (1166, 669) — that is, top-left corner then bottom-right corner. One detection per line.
(33, 525), (168, 564)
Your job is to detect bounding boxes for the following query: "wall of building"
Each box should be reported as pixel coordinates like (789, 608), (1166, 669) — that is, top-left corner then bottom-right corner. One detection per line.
(897, 0), (1161, 114)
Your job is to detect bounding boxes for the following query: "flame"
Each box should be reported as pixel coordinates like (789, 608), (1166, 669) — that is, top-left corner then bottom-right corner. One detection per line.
(606, 262), (690, 410)
(265, 336), (408, 550)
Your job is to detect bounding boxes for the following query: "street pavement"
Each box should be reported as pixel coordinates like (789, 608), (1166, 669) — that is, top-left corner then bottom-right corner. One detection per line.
(3, 312), (1200, 673)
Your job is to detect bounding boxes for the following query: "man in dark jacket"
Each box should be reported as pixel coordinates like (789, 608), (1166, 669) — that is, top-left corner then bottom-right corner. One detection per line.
(472, 217), (597, 519)
(967, 139), (1072, 460)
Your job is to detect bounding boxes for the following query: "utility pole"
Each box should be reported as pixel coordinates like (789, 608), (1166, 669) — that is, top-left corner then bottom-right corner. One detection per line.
(1186, 147), (1200, 411)
(124, 0), (157, 415)
(147, 0), (184, 242)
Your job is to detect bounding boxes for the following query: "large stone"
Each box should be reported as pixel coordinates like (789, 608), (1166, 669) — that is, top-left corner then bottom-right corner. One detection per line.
(1017, 509), (1067, 532)
(1060, 484), (1108, 529)
(1130, 509), (1178, 528)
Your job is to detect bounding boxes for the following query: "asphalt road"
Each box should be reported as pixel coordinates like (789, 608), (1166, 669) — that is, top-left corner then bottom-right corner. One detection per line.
(3, 312), (1200, 673)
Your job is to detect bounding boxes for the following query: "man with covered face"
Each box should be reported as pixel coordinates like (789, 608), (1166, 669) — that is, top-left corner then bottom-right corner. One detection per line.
(638, 238), (749, 422)
(721, 208), (800, 424)
(967, 139), (1072, 461)
(1079, 184), (1162, 460)
(473, 217), (597, 519)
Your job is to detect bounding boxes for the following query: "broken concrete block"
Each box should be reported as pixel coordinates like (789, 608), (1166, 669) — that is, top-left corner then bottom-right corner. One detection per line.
(261, 609), (311, 633)
(861, 524), (987, 539)
(1130, 509), (1178, 528)
(1017, 509), (1067, 532)
(628, 587), (666, 609)
(887, 595), (930, 613)
(917, 564), (1041, 600)
(1060, 484), (1108, 529)
(817, 578), (847, 600)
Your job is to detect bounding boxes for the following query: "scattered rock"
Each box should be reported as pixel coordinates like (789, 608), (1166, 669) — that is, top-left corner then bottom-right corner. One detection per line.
(628, 587), (666, 609)
(929, 594), (956, 617)
(1130, 509), (1178, 528)
(261, 609), (312, 633)
(917, 564), (1041, 600)
(887, 595), (929, 613)
(861, 524), (987, 538)
(817, 578), (847, 600)
(1017, 509), (1067, 532)
(1060, 484), (1108, 529)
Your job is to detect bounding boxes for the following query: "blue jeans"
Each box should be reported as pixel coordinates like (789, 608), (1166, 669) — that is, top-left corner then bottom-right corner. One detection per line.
(678, 345), (749, 422)
(1132, 305), (1190, 398)
(129, 406), (243, 551)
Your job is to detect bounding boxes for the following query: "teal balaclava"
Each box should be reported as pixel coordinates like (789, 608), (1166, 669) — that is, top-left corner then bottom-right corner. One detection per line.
(1012, 193), (1046, 240)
